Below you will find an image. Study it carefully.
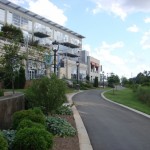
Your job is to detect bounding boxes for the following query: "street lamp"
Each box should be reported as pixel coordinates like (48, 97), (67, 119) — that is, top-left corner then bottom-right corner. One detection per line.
(76, 61), (79, 84)
(52, 40), (59, 74)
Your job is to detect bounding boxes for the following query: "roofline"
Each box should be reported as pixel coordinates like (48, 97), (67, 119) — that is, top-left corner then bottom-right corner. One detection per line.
(0, 0), (85, 39)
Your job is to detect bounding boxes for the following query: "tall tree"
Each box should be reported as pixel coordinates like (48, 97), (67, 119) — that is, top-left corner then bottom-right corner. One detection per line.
(1, 42), (24, 93)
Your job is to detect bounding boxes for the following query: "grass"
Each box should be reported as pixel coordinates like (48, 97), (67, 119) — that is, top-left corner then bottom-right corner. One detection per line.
(66, 87), (77, 93)
(104, 88), (150, 115)
(4, 88), (27, 93)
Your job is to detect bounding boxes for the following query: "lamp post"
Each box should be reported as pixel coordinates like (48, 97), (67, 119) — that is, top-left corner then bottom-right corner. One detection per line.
(103, 71), (104, 88)
(52, 40), (59, 74)
(76, 61), (79, 84)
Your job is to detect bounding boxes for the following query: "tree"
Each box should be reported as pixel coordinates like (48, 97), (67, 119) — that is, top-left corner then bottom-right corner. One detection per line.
(86, 74), (90, 82)
(19, 66), (26, 89)
(107, 73), (120, 94)
(1, 42), (24, 93)
(93, 77), (98, 87)
(107, 73), (120, 88)
(121, 76), (129, 86)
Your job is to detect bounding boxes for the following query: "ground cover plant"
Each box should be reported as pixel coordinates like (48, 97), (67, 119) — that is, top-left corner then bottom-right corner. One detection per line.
(46, 116), (76, 137)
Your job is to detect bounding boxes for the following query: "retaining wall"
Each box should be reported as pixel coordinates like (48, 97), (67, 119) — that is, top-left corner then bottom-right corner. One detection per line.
(0, 93), (25, 129)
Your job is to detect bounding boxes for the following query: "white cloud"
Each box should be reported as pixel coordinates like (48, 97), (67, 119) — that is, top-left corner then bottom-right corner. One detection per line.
(144, 17), (150, 23)
(92, 0), (150, 20)
(127, 24), (139, 32)
(9, 0), (67, 25)
(111, 3), (127, 21)
(92, 2), (102, 14)
(83, 44), (91, 54)
(140, 30), (150, 49)
(83, 41), (148, 78)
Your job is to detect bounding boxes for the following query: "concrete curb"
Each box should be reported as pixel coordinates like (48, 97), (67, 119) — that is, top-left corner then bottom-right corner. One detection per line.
(101, 90), (150, 119)
(66, 92), (93, 150)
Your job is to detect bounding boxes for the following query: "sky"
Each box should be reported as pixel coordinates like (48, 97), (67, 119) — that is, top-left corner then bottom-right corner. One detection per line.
(9, 0), (150, 78)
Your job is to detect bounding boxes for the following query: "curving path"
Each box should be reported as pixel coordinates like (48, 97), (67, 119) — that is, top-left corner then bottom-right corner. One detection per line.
(72, 89), (150, 150)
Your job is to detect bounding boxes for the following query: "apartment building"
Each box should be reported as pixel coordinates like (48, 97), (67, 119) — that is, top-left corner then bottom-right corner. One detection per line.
(0, 0), (85, 80)
(87, 56), (100, 82)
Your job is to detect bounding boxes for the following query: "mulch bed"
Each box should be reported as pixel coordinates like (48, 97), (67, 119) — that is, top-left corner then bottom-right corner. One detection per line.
(52, 115), (80, 150)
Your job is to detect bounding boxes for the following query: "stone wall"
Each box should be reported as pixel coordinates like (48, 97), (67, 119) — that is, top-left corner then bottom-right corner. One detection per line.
(0, 93), (25, 129)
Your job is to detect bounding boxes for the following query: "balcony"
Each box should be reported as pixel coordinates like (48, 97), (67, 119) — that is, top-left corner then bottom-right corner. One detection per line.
(34, 27), (51, 38)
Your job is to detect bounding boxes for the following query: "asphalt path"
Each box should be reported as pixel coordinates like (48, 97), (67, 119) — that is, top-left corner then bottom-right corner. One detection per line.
(72, 89), (150, 150)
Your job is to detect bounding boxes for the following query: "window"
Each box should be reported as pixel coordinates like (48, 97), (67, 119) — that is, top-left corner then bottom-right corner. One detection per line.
(64, 35), (68, 42)
(13, 13), (20, 27)
(28, 20), (32, 31)
(7, 11), (12, 24)
(0, 9), (5, 22)
(21, 17), (28, 29)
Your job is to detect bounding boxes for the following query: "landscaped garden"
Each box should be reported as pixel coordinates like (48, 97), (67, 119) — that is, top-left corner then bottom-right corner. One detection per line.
(0, 75), (80, 150)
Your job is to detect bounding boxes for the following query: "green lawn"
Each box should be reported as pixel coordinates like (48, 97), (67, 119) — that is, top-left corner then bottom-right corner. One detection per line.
(104, 88), (150, 115)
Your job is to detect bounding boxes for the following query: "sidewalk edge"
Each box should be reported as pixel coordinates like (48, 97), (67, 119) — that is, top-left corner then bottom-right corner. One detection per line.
(66, 92), (93, 150)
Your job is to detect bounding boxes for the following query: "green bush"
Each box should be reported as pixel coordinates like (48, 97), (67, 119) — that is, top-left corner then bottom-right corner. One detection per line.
(79, 81), (93, 90)
(132, 84), (139, 92)
(25, 75), (67, 114)
(136, 87), (150, 106)
(0, 89), (4, 96)
(46, 116), (76, 137)
(55, 105), (73, 115)
(17, 119), (46, 130)
(93, 77), (99, 87)
(12, 128), (53, 150)
(2, 130), (16, 150)
(0, 132), (8, 150)
(12, 108), (46, 129)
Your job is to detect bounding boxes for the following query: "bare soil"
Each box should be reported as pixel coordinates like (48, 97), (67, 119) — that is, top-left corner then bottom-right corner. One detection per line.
(52, 115), (80, 150)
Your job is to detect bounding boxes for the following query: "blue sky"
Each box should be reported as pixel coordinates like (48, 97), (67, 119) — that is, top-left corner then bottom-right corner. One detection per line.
(10, 0), (150, 78)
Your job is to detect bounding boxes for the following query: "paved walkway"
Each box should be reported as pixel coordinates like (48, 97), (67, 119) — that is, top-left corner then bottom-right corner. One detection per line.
(72, 89), (150, 150)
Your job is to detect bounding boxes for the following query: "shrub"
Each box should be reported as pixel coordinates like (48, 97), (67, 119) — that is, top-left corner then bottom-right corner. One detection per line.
(0, 132), (8, 150)
(12, 128), (53, 150)
(0, 88), (4, 96)
(25, 74), (67, 114)
(17, 119), (46, 130)
(2, 130), (16, 150)
(132, 84), (139, 92)
(93, 77), (99, 87)
(46, 116), (76, 137)
(18, 66), (26, 89)
(55, 105), (73, 115)
(136, 87), (150, 106)
(12, 108), (46, 129)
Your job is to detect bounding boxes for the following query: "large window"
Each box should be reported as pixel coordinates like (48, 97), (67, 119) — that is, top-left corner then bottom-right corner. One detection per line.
(7, 11), (12, 24)
(21, 17), (28, 29)
(0, 9), (5, 23)
(13, 13), (20, 27)
(12, 13), (29, 30)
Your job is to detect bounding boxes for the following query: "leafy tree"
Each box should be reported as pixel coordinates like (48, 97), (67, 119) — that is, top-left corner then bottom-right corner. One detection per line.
(0, 42), (24, 93)
(121, 76), (129, 86)
(107, 73), (120, 88)
(19, 66), (26, 89)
